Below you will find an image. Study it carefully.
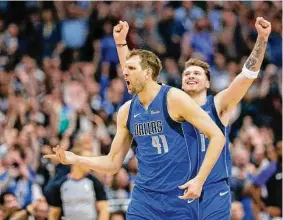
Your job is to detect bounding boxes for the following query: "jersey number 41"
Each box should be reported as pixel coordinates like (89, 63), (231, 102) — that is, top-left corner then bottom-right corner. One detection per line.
(152, 135), (169, 154)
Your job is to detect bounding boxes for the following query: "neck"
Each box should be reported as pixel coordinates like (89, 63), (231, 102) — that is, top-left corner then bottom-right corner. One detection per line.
(69, 166), (87, 180)
(138, 81), (161, 108)
(187, 90), (207, 106)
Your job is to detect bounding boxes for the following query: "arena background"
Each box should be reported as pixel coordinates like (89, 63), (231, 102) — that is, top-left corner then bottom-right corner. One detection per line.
(0, 1), (281, 220)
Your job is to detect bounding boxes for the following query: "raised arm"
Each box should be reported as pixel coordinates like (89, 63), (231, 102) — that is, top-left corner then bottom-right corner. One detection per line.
(113, 21), (130, 71)
(168, 88), (225, 199)
(44, 101), (133, 175)
(215, 17), (271, 123)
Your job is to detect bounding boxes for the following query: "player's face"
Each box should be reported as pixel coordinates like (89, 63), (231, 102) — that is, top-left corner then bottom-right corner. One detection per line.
(182, 65), (209, 95)
(123, 55), (148, 94)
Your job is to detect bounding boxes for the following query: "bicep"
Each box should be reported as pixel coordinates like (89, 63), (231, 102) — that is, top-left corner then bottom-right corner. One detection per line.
(108, 103), (133, 166)
(108, 125), (132, 166)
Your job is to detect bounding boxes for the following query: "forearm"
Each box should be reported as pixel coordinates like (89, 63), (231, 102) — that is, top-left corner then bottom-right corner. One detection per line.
(30, 135), (40, 170)
(244, 36), (267, 72)
(76, 154), (120, 174)
(215, 36), (268, 112)
(116, 44), (130, 71)
(250, 186), (266, 210)
(196, 135), (225, 184)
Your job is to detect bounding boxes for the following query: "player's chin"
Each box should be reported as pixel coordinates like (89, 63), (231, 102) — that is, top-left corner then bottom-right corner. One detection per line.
(127, 88), (134, 94)
(183, 86), (197, 93)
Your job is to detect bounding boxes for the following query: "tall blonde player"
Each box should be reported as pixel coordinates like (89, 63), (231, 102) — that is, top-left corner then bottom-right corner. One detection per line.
(113, 17), (271, 219)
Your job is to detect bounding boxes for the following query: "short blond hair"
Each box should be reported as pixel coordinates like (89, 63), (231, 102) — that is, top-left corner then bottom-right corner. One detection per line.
(127, 49), (162, 81)
(184, 58), (210, 81)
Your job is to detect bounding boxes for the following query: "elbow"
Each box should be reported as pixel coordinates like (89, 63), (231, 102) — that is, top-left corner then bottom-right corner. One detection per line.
(219, 133), (226, 148)
(213, 130), (226, 148)
(105, 155), (122, 175)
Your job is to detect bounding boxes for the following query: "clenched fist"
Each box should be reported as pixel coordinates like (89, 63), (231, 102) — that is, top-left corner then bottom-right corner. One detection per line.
(113, 21), (129, 44)
(255, 17), (271, 41)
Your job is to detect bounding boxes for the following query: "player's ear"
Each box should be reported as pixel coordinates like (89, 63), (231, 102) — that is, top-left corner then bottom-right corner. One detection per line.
(206, 80), (210, 89)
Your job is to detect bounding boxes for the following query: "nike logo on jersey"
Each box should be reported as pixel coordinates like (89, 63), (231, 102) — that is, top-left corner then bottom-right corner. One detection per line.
(219, 191), (229, 196)
(187, 199), (195, 204)
(134, 113), (141, 118)
(151, 110), (160, 114)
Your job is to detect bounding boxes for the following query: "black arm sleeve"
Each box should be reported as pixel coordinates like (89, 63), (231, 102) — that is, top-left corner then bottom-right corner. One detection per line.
(88, 174), (107, 201)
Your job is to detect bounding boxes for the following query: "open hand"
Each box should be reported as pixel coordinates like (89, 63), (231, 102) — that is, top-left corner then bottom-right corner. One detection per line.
(44, 146), (77, 165)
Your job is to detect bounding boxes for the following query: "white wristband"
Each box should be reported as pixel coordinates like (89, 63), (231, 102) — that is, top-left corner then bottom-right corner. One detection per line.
(242, 65), (260, 79)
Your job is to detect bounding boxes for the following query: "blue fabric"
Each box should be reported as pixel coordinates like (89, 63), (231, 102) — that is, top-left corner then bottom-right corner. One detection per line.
(127, 185), (198, 219)
(61, 19), (88, 48)
(127, 85), (191, 192)
(253, 161), (277, 186)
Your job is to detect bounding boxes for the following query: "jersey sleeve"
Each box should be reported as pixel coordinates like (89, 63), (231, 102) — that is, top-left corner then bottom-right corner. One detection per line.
(253, 162), (277, 187)
(88, 175), (107, 201)
(46, 177), (65, 207)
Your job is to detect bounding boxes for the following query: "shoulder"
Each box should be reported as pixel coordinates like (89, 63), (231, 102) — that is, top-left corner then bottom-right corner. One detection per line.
(118, 100), (131, 114)
(53, 175), (68, 189)
(117, 100), (132, 125)
(167, 87), (193, 104)
(86, 174), (102, 183)
(166, 87), (194, 121)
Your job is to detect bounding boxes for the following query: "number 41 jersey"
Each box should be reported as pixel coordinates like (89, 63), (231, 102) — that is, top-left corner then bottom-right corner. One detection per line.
(127, 85), (195, 192)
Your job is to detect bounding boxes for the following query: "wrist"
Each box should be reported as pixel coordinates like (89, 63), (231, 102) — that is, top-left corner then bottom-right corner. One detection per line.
(195, 175), (206, 185)
(258, 35), (268, 42)
(242, 64), (260, 79)
(116, 41), (127, 47)
(75, 155), (81, 165)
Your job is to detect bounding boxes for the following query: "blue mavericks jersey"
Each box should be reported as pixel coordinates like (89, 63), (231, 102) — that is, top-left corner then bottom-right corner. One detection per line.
(182, 95), (232, 185)
(127, 85), (195, 192)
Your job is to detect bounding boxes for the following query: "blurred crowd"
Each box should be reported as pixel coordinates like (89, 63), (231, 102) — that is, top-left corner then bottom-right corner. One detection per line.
(0, 1), (281, 220)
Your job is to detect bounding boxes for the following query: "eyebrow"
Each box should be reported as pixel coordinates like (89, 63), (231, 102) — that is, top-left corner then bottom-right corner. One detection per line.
(183, 70), (202, 75)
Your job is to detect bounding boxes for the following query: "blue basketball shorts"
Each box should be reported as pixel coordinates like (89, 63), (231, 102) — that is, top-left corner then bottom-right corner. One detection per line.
(126, 180), (231, 220)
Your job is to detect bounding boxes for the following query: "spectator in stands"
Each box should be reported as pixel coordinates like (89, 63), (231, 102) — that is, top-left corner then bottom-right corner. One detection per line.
(0, 1), (280, 218)
(40, 8), (62, 58)
(0, 192), (23, 219)
(246, 141), (282, 218)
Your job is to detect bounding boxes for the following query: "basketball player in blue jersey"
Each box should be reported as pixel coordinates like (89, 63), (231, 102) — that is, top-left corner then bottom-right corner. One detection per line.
(44, 24), (227, 219)
(180, 17), (271, 220)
